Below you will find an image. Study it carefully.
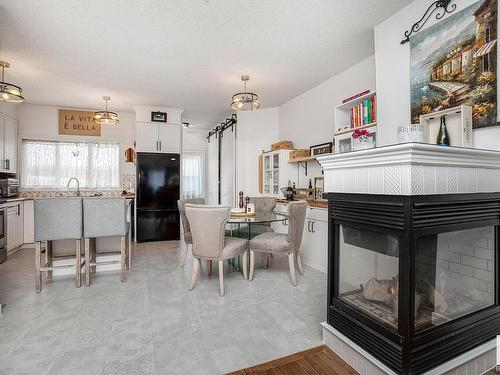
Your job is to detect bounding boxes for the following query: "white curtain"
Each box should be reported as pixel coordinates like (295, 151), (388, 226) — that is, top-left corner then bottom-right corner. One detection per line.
(21, 139), (120, 189)
(182, 151), (205, 199)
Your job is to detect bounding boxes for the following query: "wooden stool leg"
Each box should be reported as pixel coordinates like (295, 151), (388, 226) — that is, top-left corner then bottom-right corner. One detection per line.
(218, 260), (224, 297)
(35, 242), (42, 293)
(91, 238), (97, 274)
(120, 236), (127, 282)
(46, 241), (53, 279)
(207, 260), (212, 277)
(249, 250), (255, 281)
(84, 238), (90, 287)
(242, 250), (248, 280)
(75, 240), (81, 288)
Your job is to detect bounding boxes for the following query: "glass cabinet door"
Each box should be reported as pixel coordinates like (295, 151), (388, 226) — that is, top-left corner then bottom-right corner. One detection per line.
(273, 153), (279, 170)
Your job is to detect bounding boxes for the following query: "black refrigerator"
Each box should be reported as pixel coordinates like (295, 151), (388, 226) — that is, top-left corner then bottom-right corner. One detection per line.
(136, 152), (180, 242)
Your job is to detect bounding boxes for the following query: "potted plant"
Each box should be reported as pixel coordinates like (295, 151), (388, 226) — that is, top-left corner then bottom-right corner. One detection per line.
(352, 129), (375, 150)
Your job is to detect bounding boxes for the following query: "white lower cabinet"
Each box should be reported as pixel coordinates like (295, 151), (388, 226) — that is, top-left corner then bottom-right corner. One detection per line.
(300, 207), (328, 274)
(6, 202), (24, 252)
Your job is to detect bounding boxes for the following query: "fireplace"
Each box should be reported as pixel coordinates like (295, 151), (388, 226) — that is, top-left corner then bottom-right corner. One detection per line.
(327, 192), (500, 374)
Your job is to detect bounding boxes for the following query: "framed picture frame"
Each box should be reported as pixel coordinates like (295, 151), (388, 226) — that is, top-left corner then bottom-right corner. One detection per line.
(151, 111), (167, 123)
(310, 142), (333, 156)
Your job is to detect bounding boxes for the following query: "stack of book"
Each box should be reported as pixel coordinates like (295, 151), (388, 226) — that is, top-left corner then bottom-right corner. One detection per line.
(349, 94), (376, 128)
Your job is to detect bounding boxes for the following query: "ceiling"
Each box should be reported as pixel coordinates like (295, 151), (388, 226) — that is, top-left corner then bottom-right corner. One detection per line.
(0, 0), (411, 129)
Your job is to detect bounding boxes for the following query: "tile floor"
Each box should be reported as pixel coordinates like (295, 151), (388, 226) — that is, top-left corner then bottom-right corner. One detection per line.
(0, 241), (327, 375)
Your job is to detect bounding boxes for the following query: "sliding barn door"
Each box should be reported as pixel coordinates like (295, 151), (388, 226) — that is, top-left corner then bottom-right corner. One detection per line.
(220, 128), (237, 207)
(207, 134), (219, 205)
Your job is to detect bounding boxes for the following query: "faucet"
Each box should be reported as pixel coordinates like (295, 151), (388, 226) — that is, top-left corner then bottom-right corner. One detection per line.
(67, 177), (80, 196)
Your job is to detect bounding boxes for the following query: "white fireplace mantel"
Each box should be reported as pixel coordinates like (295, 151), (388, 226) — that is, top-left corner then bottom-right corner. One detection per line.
(317, 143), (500, 195)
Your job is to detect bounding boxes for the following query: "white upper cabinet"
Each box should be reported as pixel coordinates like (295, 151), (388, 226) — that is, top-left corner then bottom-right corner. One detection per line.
(0, 112), (17, 173)
(134, 107), (183, 154)
(136, 122), (161, 152)
(158, 124), (180, 153)
(4, 115), (17, 173)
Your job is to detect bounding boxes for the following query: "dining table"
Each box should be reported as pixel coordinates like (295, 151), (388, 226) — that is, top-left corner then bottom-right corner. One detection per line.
(225, 211), (288, 273)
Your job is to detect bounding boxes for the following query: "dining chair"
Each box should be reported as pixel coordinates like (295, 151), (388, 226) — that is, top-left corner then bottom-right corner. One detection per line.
(248, 196), (276, 233)
(248, 201), (307, 286)
(184, 204), (248, 296)
(83, 197), (129, 286)
(33, 198), (84, 292)
(177, 198), (205, 267)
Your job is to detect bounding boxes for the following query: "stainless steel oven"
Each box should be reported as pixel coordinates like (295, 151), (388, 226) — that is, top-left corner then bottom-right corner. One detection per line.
(0, 178), (19, 198)
(0, 205), (6, 263)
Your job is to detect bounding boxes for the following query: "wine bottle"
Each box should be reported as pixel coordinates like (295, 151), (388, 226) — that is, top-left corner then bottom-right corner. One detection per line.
(436, 116), (450, 146)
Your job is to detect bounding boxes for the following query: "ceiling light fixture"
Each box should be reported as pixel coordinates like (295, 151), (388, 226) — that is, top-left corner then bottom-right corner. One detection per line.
(230, 75), (260, 111)
(94, 96), (119, 125)
(0, 61), (24, 103)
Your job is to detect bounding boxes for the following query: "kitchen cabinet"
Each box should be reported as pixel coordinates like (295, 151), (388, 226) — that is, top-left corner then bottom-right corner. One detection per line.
(136, 122), (181, 153)
(261, 150), (297, 198)
(7, 202), (23, 252)
(300, 207), (328, 273)
(0, 113), (17, 173)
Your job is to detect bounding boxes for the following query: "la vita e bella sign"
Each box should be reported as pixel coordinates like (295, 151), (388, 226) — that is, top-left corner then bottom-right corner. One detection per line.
(59, 109), (101, 136)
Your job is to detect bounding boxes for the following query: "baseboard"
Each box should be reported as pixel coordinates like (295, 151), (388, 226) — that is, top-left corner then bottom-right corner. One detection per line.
(322, 322), (497, 375)
(301, 256), (326, 274)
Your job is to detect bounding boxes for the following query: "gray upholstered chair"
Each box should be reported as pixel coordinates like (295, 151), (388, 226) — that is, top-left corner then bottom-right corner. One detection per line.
(177, 197), (205, 266)
(249, 201), (307, 286)
(34, 198), (84, 292)
(83, 198), (129, 286)
(249, 196), (276, 233)
(184, 204), (248, 296)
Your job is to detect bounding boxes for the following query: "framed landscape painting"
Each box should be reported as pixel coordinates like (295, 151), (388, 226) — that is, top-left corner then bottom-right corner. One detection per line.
(410, 0), (498, 128)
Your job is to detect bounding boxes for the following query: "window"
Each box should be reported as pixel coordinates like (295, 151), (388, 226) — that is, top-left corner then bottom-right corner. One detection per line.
(21, 139), (120, 189)
(182, 151), (205, 199)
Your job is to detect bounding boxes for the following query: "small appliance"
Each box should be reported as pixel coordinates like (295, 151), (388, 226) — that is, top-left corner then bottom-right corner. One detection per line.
(0, 178), (19, 197)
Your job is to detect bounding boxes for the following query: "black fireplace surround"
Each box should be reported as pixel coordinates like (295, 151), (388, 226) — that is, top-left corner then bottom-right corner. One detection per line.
(326, 192), (500, 374)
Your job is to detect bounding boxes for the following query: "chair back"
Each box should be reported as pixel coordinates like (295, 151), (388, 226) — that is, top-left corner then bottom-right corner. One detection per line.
(83, 198), (128, 238)
(185, 204), (230, 259)
(287, 201), (307, 253)
(177, 198), (205, 244)
(34, 198), (83, 242)
(249, 197), (276, 213)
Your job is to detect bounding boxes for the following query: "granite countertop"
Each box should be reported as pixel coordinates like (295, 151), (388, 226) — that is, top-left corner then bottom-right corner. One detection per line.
(276, 199), (328, 209)
(19, 190), (136, 199)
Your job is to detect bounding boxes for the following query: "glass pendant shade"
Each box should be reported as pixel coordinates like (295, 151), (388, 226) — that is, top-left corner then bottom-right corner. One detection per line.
(230, 75), (260, 111)
(95, 96), (119, 125)
(0, 61), (24, 103)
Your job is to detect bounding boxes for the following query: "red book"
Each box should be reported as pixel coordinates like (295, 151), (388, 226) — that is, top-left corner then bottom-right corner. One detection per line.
(371, 95), (377, 123)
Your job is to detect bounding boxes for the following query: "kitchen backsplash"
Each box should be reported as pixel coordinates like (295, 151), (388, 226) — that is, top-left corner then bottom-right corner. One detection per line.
(19, 174), (136, 199)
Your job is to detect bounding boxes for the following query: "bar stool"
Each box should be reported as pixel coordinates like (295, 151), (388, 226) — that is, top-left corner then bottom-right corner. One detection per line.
(34, 198), (84, 293)
(83, 197), (129, 286)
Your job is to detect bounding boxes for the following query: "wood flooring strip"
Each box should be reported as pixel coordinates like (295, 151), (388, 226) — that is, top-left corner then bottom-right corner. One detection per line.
(227, 345), (357, 375)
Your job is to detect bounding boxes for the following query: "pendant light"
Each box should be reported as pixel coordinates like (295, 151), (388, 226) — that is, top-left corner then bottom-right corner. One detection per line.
(94, 96), (119, 125)
(0, 61), (24, 103)
(230, 74), (260, 111)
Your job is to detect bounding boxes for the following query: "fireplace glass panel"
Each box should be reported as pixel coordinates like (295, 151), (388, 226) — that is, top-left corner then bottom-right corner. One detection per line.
(339, 225), (400, 328)
(414, 226), (495, 332)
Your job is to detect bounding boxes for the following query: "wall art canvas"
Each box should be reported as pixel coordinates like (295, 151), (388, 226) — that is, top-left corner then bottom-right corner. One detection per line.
(410, 0), (497, 128)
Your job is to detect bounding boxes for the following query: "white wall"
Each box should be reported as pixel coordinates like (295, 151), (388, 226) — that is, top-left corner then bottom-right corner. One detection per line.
(375, 0), (500, 150)
(279, 56), (376, 187)
(17, 104), (136, 184)
(0, 103), (19, 119)
(182, 128), (208, 152)
(236, 108), (280, 196)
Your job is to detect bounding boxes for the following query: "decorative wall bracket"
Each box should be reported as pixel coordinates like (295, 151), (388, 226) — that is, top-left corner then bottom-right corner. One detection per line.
(401, 0), (456, 44)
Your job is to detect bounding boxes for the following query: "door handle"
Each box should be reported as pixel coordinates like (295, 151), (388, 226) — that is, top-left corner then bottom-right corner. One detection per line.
(6, 159), (9, 170)
(307, 221), (311, 232)
(311, 221), (316, 233)
(159, 141), (162, 151)
(17, 204), (20, 216)
(156, 141), (159, 151)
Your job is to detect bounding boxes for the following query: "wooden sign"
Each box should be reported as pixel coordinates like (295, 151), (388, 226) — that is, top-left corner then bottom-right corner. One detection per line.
(59, 109), (101, 136)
